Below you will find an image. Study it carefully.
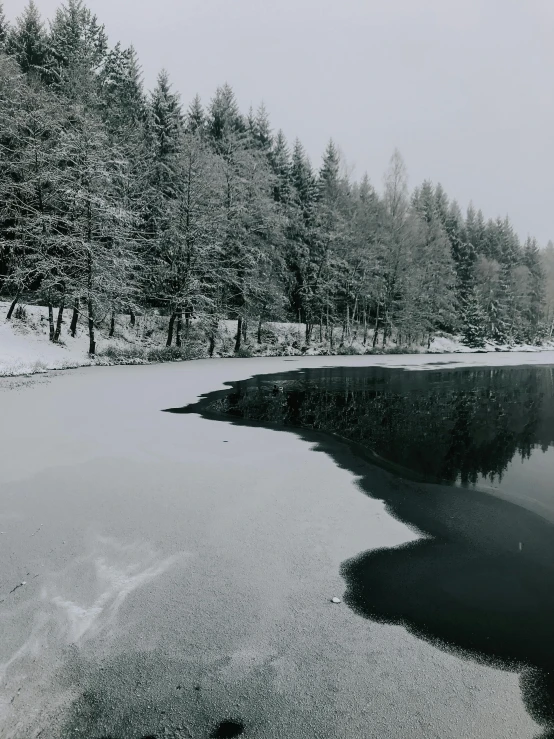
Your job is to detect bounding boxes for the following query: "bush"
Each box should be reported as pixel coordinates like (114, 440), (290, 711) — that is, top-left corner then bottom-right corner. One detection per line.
(147, 345), (186, 362)
(235, 345), (253, 358)
(337, 344), (362, 355)
(98, 345), (147, 363)
(259, 327), (279, 345)
(14, 304), (27, 321)
(147, 344), (206, 362)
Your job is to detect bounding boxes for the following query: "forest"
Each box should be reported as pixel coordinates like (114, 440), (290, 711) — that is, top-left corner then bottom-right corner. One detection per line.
(1, 0), (553, 358)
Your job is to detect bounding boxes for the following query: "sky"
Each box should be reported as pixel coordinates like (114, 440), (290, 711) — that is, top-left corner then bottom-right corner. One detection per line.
(4, 0), (553, 244)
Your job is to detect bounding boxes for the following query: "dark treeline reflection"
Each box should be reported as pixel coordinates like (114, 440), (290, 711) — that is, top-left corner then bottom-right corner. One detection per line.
(205, 365), (554, 488)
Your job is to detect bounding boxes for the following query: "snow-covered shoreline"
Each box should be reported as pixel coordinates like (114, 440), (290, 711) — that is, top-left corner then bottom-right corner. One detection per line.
(2, 301), (554, 378)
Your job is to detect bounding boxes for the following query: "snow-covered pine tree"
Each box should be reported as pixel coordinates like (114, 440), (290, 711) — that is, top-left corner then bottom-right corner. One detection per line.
(186, 94), (205, 134)
(410, 190), (457, 345)
(5, 1), (48, 77)
(269, 129), (290, 203)
(47, 0), (108, 87)
(206, 84), (278, 353)
(143, 69), (185, 343)
(0, 73), (68, 338)
(55, 85), (139, 354)
(522, 236), (545, 343)
(0, 2), (8, 51)
(380, 149), (410, 346)
(461, 287), (487, 348)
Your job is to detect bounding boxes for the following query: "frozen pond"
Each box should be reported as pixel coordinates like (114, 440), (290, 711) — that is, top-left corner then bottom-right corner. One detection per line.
(176, 364), (554, 735)
(1, 354), (554, 738)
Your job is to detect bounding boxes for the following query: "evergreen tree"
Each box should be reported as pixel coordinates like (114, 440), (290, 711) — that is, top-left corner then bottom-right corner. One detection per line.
(98, 43), (145, 135)
(410, 185), (457, 343)
(206, 84), (278, 352)
(269, 129), (290, 203)
(5, 1), (48, 77)
(0, 2), (8, 51)
(56, 99), (138, 354)
(47, 0), (108, 85)
(522, 237), (545, 342)
(380, 149), (410, 346)
(461, 288), (487, 348)
(206, 83), (245, 148)
(186, 94), (204, 134)
(250, 102), (273, 153)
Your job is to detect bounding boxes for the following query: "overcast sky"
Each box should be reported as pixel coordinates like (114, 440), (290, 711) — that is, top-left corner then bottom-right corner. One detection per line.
(5, 0), (553, 244)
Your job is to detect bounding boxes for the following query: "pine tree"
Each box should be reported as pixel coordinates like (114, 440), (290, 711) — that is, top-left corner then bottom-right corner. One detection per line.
(444, 200), (475, 303)
(148, 70), (183, 198)
(522, 237), (545, 342)
(461, 288), (487, 347)
(5, 1), (48, 77)
(98, 43), (145, 135)
(47, 0), (108, 85)
(286, 139), (317, 325)
(0, 74), (67, 336)
(250, 102), (272, 153)
(186, 94), (204, 134)
(56, 99), (138, 354)
(0, 2), (8, 51)
(410, 187), (457, 343)
(434, 183), (449, 225)
(206, 83), (245, 150)
(269, 129), (290, 203)
(380, 149), (410, 346)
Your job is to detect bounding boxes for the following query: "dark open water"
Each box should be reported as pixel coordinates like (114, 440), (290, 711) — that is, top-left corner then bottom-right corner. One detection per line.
(170, 364), (554, 736)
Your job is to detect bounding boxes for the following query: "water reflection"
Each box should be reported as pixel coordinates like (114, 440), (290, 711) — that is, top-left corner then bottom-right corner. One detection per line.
(167, 365), (554, 735)
(202, 366), (554, 494)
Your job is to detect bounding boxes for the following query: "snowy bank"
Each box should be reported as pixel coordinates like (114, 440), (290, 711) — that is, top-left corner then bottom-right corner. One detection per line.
(1, 301), (553, 378)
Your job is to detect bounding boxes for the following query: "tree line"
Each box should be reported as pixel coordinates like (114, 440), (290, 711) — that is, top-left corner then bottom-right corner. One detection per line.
(0, 0), (551, 356)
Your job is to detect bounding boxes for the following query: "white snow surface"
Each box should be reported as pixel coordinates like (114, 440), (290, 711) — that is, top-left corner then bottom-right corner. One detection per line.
(1, 301), (554, 377)
(1, 355), (553, 737)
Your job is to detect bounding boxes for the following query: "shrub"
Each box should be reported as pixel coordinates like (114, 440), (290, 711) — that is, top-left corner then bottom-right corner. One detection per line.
(235, 345), (253, 358)
(337, 344), (362, 355)
(14, 305), (27, 321)
(259, 327), (279, 345)
(98, 345), (146, 362)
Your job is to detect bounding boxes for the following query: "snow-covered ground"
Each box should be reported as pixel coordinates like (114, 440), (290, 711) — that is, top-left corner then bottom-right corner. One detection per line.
(1, 354), (553, 738)
(2, 300), (554, 377)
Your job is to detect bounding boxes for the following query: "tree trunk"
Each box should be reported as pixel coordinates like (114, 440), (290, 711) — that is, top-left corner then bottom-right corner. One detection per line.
(48, 301), (55, 342)
(6, 292), (21, 320)
(319, 316), (323, 343)
(129, 308), (136, 327)
(257, 315), (263, 344)
(70, 297), (80, 337)
(109, 311), (115, 338)
(345, 305), (350, 343)
(166, 312), (177, 347)
(305, 322), (312, 345)
(185, 304), (192, 340)
(234, 317), (243, 353)
(88, 298), (96, 355)
(53, 293), (65, 343)
(242, 318), (247, 341)
(363, 309), (368, 345)
(373, 303), (381, 348)
(329, 323), (334, 350)
(175, 312), (183, 347)
(382, 322), (388, 347)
